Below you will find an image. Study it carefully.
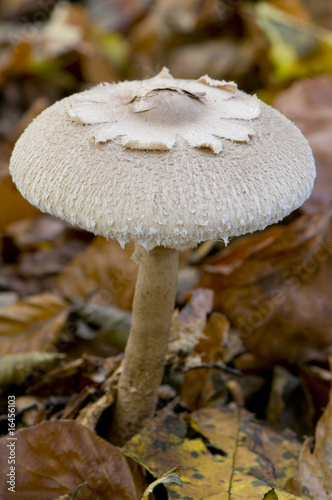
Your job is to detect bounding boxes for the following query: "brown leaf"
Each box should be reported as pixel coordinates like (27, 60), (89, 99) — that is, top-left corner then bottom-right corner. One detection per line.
(0, 420), (145, 499)
(169, 38), (260, 81)
(0, 97), (48, 231)
(274, 76), (332, 214)
(0, 0), (56, 21)
(4, 214), (94, 297)
(194, 312), (229, 363)
(296, 364), (330, 423)
(26, 356), (98, 397)
(5, 214), (69, 249)
(296, 381), (332, 499)
(167, 288), (214, 366)
(55, 237), (137, 310)
(0, 173), (40, 231)
(167, 289), (230, 410)
(86, 0), (149, 33)
(199, 210), (332, 364)
(179, 311), (230, 410)
(266, 366), (315, 439)
(268, 0), (311, 22)
(7, 96), (50, 144)
(0, 292), (70, 354)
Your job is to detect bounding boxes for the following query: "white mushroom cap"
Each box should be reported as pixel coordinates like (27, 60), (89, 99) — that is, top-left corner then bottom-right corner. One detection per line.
(10, 68), (315, 250)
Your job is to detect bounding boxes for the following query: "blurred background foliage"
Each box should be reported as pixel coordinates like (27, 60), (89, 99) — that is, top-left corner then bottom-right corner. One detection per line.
(0, 0), (332, 126)
(0, 0), (332, 467)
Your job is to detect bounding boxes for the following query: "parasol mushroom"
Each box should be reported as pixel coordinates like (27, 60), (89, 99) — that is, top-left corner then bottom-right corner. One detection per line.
(9, 68), (315, 445)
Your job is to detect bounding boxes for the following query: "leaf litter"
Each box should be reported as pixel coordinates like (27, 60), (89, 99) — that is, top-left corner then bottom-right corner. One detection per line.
(0, 0), (332, 499)
(123, 402), (304, 499)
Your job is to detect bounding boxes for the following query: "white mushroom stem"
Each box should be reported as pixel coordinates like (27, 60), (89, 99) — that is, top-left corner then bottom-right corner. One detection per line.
(110, 245), (179, 445)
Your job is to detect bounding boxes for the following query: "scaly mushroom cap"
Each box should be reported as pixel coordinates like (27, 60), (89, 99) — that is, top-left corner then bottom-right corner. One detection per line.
(10, 68), (315, 250)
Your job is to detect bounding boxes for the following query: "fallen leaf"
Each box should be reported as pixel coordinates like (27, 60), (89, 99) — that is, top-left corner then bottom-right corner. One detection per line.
(169, 38), (260, 82)
(194, 312), (229, 363)
(5, 214), (69, 249)
(263, 489), (279, 500)
(180, 364), (228, 411)
(4, 216), (94, 297)
(296, 364), (330, 423)
(178, 309), (230, 411)
(6, 96), (49, 144)
(0, 0), (56, 21)
(55, 238), (137, 310)
(266, 365), (315, 439)
(142, 466), (183, 498)
(295, 380), (332, 499)
(199, 210), (332, 364)
(25, 354), (118, 398)
(14, 394), (46, 427)
(73, 301), (132, 352)
(76, 392), (114, 432)
(302, 0), (332, 29)
(274, 75), (332, 215)
(0, 172), (40, 231)
(168, 289), (230, 410)
(0, 420), (146, 499)
(0, 292), (70, 354)
(0, 351), (65, 391)
(268, 0), (311, 22)
(40, 4), (86, 58)
(124, 404), (302, 500)
(167, 288), (214, 364)
(86, 0), (150, 33)
(248, 3), (332, 82)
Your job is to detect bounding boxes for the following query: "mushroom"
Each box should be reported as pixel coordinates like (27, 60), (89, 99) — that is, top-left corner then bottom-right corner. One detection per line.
(9, 68), (315, 445)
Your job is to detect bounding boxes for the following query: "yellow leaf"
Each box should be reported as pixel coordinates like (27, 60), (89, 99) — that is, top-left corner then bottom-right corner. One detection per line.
(263, 488), (279, 499)
(247, 2), (332, 81)
(123, 405), (303, 500)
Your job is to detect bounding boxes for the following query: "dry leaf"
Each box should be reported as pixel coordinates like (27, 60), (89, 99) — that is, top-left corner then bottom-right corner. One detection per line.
(266, 366), (314, 439)
(142, 466), (183, 498)
(0, 292), (70, 355)
(0, 173), (40, 231)
(199, 211), (332, 364)
(85, 0), (150, 32)
(55, 238), (137, 310)
(25, 354), (118, 398)
(263, 489), (279, 500)
(0, 351), (65, 391)
(169, 38), (259, 81)
(0, 420), (146, 499)
(179, 311), (230, 411)
(124, 404), (302, 500)
(73, 301), (132, 351)
(248, 3), (332, 82)
(274, 75), (332, 215)
(76, 392), (114, 431)
(268, 0), (311, 21)
(167, 288), (214, 363)
(5, 214), (69, 249)
(295, 381), (332, 499)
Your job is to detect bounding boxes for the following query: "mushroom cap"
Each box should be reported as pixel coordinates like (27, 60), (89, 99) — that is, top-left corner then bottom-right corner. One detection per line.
(10, 69), (315, 250)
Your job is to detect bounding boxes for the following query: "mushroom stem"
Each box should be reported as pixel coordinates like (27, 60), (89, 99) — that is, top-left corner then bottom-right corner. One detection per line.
(110, 245), (179, 446)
